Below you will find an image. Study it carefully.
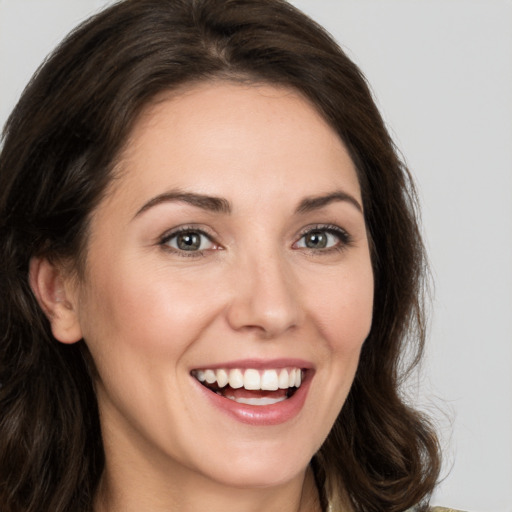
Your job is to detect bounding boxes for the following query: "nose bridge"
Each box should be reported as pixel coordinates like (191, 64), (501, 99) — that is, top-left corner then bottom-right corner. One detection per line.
(226, 244), (301, 337)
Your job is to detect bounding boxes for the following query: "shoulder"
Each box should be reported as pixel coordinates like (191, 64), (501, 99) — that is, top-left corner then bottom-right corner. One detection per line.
(429, 508), (467, 512)
(406, 508), (467, 512)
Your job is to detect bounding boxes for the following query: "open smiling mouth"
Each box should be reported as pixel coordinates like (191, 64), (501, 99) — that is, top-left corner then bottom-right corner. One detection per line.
(191, 368), (305, 406)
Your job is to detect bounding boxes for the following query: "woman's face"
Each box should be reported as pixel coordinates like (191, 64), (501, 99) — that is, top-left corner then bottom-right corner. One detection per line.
(71, 82), (374, 490)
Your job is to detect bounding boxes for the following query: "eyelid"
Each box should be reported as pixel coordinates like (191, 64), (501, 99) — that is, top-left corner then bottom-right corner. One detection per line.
(159, 225), (221, 255)
(157, 223), (352, 256)
(294, 223), (352, 251)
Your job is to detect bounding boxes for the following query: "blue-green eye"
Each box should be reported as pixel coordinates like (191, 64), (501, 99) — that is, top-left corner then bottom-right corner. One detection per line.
(295, 226), (350, 251)
(163, 229), (215, 252)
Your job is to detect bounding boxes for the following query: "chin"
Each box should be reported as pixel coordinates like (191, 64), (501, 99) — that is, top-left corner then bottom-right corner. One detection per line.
(214, 466), (305, 490)
(194, 444), (312, 489)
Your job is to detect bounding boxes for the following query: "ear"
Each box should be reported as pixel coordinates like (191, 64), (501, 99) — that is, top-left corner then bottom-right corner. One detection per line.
(29, 257), (83, 344)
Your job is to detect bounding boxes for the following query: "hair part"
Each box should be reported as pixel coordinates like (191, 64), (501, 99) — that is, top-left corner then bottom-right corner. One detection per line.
(0, 1), (440, 510)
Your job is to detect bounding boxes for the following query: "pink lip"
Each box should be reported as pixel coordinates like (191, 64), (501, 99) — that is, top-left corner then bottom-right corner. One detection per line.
(190, 358), (314, 371)
(191, 361), (314, 426)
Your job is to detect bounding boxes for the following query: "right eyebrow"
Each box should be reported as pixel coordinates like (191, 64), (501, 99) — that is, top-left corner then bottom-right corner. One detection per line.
(133, 189), (232, 219)
(295, 190), (363, 215)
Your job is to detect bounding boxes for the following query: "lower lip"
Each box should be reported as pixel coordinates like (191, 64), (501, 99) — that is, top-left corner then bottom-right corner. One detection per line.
(193, 372), (313, 426)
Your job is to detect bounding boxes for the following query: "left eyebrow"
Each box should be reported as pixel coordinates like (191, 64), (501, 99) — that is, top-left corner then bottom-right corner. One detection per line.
(133, 190), (232, 219)
(295, 191), (363, 214)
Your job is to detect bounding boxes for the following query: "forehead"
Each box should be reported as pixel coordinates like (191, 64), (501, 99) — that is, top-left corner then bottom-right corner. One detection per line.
(105, 81), (361, 214)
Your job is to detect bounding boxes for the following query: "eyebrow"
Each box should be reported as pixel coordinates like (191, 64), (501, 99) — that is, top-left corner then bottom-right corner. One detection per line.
(134, 190), (232, 218)
(296, 191), (363, 214)
(133, 188), (362, 219)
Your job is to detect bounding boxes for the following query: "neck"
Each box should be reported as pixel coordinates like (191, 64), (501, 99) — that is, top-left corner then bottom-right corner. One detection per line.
(94, 464), (321, 512)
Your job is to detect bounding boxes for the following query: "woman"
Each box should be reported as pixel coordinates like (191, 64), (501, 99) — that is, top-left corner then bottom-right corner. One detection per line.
(0, 0), (445, 511)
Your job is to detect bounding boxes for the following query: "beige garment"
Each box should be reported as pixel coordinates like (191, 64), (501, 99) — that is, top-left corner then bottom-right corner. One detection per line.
(404, 508), (466, 512)
(431, 508), (466, 512)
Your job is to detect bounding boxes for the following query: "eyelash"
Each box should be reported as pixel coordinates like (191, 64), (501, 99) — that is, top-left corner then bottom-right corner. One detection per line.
(295, 224), (353, 254)
(159, 226), (217, 258)
(159, 224), (352, 257)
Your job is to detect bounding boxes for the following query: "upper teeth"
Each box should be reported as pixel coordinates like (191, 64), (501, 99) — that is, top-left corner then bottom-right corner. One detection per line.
(193, 368), (303, 390)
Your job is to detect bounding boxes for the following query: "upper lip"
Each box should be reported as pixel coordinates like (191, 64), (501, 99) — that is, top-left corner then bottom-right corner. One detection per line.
(190, 358), (314, 371)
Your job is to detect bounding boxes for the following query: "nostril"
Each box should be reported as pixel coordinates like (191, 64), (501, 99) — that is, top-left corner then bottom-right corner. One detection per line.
(224, 258), (302, 337)
(225, 297), (301, 338)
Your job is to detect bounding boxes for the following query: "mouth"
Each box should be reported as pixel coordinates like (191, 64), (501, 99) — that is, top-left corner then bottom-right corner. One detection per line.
(191, 367), (305, 406)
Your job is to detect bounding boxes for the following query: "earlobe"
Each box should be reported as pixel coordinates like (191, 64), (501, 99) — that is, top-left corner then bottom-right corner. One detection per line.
(29, 257), (83, 344)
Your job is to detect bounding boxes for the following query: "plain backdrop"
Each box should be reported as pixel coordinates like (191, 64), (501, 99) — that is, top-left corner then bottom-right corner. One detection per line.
(1, 1), (511, 511)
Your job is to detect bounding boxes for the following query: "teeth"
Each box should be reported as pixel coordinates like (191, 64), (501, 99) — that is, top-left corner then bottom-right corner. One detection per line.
(295, 369), (302, 387)
(216, 369), (229, 388)
(290, 368), (302, 387)
(288, 368), (296, 387)
(278, 369), (289, 389)
(204, 369), (216, 384)
(193, 367), (304, 390)
(224, 395), (287, 406)
(228, 369), (244, 389)
(261, 369), (279, 390)
(244, 369), (261, 390)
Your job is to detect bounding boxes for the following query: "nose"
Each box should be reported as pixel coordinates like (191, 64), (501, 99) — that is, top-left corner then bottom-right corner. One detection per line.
(226, 252), (303, 339)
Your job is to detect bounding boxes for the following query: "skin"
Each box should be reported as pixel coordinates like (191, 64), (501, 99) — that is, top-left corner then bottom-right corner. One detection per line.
(32, 82), (374, 511)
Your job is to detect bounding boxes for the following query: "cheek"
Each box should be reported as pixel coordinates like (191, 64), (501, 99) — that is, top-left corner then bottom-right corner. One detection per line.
(310, 263), (374, 356)
(300, 260), (374, 445)
(77, 260), (222, 363)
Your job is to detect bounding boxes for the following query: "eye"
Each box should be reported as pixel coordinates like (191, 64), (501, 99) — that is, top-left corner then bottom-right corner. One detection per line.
(161, 228), (216, 253)
(294, 225), (351, 251)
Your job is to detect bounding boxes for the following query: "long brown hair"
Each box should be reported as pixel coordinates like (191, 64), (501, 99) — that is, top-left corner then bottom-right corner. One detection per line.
(0, 1), (440, 510)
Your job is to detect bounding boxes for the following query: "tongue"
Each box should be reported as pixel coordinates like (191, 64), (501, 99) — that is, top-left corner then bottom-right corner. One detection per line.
(220, 386), (288, 400)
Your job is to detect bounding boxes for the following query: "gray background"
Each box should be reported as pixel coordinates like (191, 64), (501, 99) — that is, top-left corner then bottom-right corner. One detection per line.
(1, 1), (511, 511)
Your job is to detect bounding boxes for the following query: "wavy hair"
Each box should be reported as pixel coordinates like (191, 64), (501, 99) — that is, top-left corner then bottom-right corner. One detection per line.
(0, 1), (440, 510)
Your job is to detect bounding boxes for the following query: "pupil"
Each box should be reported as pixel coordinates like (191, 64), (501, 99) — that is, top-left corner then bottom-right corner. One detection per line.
(306, 231), (327, 249)
(178, 232), (200, 251)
